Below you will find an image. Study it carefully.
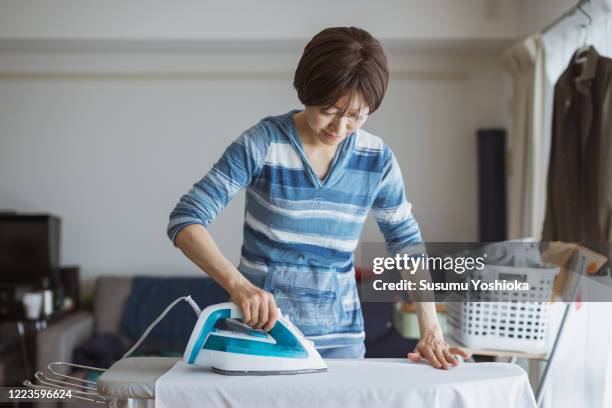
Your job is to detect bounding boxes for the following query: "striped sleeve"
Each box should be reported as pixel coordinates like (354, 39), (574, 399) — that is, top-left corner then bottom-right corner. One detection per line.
(167, 123), (271, 244)
(372, 145), (424, 255)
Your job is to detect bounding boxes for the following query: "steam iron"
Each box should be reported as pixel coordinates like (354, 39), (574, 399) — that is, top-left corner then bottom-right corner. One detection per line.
(183, 302), (328, 375)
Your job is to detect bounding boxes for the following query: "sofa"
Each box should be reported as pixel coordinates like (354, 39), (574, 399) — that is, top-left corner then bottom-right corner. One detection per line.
(36, 275), (229, 373)
(35, 276), (131, 374)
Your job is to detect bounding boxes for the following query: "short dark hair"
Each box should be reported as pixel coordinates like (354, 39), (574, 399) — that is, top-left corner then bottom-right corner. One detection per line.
(294, 27), (389, 114)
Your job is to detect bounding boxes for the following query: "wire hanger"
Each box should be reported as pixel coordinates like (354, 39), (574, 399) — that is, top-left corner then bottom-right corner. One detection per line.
(574, 1), (593, 64)
(577, 1), (593, 28)
(542, 0), (591, 34)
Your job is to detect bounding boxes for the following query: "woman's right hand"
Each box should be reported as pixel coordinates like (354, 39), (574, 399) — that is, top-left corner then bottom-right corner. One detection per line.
(229, 280), (279, 332)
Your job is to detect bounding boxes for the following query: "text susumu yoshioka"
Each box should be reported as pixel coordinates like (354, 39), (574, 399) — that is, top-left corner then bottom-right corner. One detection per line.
(372, 279), (530, 292)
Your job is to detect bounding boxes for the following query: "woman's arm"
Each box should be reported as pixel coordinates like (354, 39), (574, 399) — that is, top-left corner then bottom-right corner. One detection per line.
(174, 224), (279, 331)
(400, 264), (468, 369)
(371, 146), (467, 368)
(168, 123), (277, 330)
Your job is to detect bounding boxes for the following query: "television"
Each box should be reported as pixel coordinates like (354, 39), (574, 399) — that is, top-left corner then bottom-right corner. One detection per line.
(0, 213), (60, 286)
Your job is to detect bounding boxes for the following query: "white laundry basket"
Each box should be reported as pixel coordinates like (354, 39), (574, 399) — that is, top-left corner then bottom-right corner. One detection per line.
(446, 264), (560, 353)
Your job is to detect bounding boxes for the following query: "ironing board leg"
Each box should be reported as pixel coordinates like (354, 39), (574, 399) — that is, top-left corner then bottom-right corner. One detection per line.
(536, 303), (572, 407)
(113, 398), (155, 408)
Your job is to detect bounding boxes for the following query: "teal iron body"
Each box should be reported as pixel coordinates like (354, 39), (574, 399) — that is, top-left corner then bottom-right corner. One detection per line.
(183, 302), (328, 375)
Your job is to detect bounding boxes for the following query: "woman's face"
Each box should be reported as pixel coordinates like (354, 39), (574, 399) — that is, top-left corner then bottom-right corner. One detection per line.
(303, 93), (369, 146)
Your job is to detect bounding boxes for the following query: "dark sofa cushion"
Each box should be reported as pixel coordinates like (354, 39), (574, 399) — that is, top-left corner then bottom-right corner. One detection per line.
(73, 332), (125, 369)
(120, 276), (229, 353)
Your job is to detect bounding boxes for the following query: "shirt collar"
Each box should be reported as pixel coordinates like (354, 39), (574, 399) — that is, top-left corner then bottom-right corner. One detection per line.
(573, 46), (598, 81)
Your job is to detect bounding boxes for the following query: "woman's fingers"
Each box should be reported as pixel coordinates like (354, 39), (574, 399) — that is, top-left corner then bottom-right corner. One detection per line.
(263, 296), (279, 332)
(449, 347), (470, 359)
(240, 301), (251, 324)
(407, 351), (421, 362)
(238, 290), (279, 330)
(408, 346), (464, 368)
(248, 298), (260, 327)
(231, 283), (279, 329)
(256, 300), (268, 329)
(443, 347), (459, 366)
(420, 346), (442, 369)
(434, 347), (449, 369)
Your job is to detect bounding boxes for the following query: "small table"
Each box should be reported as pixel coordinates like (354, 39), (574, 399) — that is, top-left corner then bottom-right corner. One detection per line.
(445, 340), (548, 364)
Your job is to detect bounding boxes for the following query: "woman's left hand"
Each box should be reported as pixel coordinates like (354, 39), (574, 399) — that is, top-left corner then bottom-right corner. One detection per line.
(407, 328), (469, 369)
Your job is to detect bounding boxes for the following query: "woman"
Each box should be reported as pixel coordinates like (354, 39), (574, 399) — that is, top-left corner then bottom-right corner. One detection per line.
(168, 26), (466, 368)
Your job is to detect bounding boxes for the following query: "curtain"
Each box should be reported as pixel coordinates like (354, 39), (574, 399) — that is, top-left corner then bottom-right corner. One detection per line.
(500, 35), (549, 240)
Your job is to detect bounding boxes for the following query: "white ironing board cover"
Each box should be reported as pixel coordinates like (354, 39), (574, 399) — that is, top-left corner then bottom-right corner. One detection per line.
(155, 359), (536, 408)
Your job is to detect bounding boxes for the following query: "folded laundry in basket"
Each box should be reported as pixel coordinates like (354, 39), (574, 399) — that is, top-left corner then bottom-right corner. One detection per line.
(477, 241), (544, 267)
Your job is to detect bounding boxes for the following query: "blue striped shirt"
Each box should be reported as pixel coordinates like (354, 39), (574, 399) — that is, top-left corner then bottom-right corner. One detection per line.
(168, 110), (423, 348)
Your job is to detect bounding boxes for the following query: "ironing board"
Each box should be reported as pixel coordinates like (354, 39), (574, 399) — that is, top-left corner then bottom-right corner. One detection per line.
(98, 357), (536, 408)
(97, 357), (176, 400)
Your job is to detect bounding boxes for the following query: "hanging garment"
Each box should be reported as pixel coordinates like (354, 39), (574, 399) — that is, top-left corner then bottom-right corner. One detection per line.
(501, 35), (549, 239)
(542, 46), (612, 242)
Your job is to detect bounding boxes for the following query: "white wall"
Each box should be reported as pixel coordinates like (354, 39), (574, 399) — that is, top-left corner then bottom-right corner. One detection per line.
(517, 0), (576, 36)
(0, 0), (520, 41)
(0, 0), (529, 293)
(0, 48), (508, 292)
(517, 0), (612, 36)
